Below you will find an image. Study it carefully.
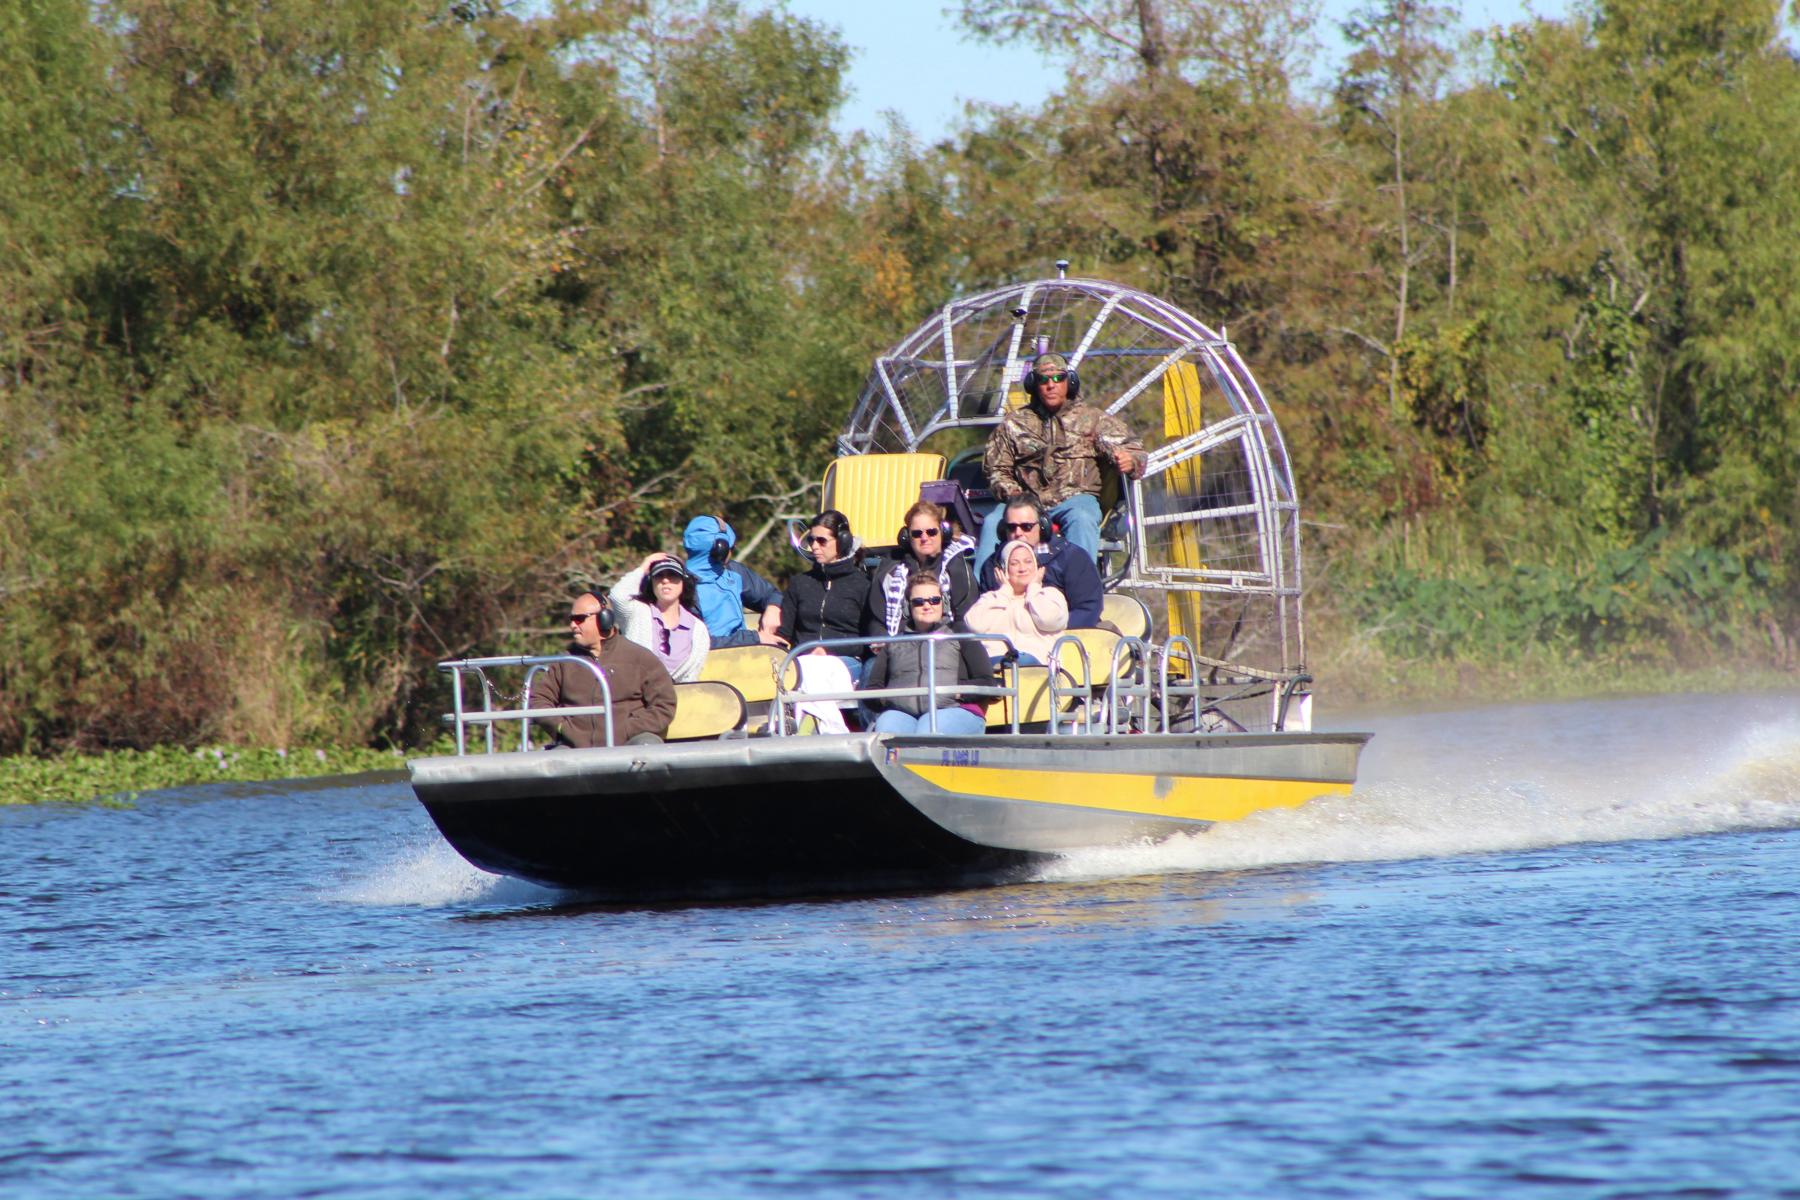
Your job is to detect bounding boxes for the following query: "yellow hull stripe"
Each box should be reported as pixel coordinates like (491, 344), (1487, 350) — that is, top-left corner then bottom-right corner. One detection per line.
(900, 763), (1352, 824)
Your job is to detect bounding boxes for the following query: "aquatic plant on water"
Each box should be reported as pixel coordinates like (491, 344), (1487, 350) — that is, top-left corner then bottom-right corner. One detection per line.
(0, 745), (421, 807)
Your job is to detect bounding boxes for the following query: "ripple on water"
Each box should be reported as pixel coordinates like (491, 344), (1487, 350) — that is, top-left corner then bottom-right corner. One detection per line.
(3, 692), (1800, 1199)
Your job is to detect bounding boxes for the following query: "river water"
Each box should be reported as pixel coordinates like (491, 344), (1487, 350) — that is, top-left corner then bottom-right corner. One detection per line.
(5, 689), (1800, 1198)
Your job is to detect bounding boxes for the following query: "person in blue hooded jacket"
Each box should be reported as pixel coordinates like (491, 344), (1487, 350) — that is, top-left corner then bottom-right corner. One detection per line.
(682, 515), (784, 648)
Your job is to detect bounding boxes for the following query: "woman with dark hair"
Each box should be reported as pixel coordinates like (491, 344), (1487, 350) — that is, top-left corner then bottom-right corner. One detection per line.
(776, 509), (872, 683)
(609, 553), (711, 681)
(865, 499), (977, 638)
(861, 571), (991, 735)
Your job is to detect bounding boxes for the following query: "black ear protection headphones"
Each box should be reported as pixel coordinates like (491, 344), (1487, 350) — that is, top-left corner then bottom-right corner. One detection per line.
(1021, 361), (1081, 401)
(708, 515), (731, 565)
(595, 595), (617, 636)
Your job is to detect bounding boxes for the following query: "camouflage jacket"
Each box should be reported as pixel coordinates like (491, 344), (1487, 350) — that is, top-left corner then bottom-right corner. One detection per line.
(982, 399), (1146, 507)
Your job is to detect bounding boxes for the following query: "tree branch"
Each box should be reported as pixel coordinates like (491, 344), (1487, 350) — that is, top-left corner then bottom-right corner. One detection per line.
(1329, 325), (1393, 360)
(586, 469), (679, 519)
(736, 477), (821, 558)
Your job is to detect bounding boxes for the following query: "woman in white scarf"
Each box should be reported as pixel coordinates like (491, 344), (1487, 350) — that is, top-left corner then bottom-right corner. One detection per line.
(963, 539), (1069, 665)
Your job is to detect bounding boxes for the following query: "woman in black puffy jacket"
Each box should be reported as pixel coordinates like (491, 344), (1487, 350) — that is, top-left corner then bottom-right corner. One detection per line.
(776, 509), (873, 683)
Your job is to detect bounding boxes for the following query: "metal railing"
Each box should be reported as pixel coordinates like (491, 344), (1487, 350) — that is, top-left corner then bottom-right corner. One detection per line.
(434, 633), (1314, 753)
(439, 654), (615, 754)
(1157, 637), (1203, 733)
(769, 630), (1282, 738)
(770, 633), (1019, 735)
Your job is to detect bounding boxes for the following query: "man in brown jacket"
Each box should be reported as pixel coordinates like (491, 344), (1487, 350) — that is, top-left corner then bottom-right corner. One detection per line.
(977, 351), (1145, 570)
(529, 591), (677, 747)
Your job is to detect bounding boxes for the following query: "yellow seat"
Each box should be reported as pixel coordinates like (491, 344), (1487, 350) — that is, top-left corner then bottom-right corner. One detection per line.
(1050, 628), (1124, 686)
(822, 453), (947, 548)
(666, 681), (748, 741)
(1101, 592), (1152, 640)
(981, 630), (1129, 728)
(986, 663), (1093, 727)
(698, 644), (794, 705)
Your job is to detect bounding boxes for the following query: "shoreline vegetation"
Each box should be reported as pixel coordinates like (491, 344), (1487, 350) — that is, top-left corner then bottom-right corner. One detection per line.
(7, 665), (1795, 807)
(1315, 648), (1800, 712)
(4, 1), (1796, 765)
(0, 745), (414, 808)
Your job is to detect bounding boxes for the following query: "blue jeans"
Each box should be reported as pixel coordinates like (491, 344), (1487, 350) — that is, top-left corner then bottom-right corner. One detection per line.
(829, 654), (868, 686)
(977, 493), (1103, 570)
(873, 707), (987, 735)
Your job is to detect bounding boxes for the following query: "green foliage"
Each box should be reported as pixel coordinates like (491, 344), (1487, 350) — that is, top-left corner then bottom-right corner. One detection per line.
(1393, 315), (1493, 502)
(0, 744), (417, 806)
(1473, 0), (1800, 560)
(0, 0), (880, 754)
(1350, 532), (1775, 662)
(2, 0), (1797, 763)
(1565, 260), (1653, 544)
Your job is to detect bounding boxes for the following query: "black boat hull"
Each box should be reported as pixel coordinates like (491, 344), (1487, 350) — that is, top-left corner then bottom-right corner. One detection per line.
(410, 731), (1368, 899)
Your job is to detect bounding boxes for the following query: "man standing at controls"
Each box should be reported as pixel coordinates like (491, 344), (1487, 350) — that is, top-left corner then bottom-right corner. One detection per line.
(978, 351), (1145, 571)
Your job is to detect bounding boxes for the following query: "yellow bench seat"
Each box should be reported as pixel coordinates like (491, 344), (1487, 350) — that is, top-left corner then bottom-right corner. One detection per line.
(984, 628), (1126, 727)
(697, 643), (793, 705)
(1101, 592), (1152, 639)
(666, 681), (749, 741)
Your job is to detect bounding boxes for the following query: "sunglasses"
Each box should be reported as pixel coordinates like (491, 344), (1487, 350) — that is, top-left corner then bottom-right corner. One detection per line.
(1004, 520), (1039, 532)
(909, 526), (940, 538)
(909, 595), (944, 608)
(569, 611), (598, 624)
(1038, 372), (1068, 384)
(807, 534), (834, 545)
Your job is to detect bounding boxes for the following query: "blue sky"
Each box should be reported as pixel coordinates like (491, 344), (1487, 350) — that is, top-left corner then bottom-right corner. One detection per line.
(782, 0), (1568, 141)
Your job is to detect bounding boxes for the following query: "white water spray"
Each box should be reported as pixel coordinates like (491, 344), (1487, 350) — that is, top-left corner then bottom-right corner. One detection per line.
(1037, 692), (1800, 883)
(327, 693), (1800, 902)
(329, 837), (561, 908)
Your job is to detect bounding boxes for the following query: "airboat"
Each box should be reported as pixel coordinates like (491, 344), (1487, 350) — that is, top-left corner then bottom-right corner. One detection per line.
(409, 268), (1368, 898)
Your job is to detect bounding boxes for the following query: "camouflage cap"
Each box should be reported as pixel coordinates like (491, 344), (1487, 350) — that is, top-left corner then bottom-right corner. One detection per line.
(1032, 352), (1069, 374)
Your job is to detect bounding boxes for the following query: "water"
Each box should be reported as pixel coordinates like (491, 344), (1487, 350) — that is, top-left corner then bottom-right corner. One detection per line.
(5, 690), (1800, 1198)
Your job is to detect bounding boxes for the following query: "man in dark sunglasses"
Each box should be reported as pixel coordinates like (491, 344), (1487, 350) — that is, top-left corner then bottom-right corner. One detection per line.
(527, 590), (676, 748)
(978, 350), (1145, 573)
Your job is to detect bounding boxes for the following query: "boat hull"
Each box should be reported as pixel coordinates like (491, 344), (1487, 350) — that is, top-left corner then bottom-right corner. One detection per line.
(409, 731), (1367, 899)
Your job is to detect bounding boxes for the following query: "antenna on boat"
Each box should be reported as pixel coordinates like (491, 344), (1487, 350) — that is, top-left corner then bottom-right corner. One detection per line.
(1055, 259), (1069, 279)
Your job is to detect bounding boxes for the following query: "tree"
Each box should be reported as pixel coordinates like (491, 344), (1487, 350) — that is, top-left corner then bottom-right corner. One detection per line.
(0, 0), (621, 750)
(1480, 0), (1800, 561)
(1336, 0), (1458, 406)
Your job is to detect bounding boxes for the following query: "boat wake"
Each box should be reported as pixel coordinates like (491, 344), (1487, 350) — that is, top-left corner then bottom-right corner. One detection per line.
(328, 838), (561, 908)
(1036, 697), (1800, 884)
(337, 694), (1800, 902)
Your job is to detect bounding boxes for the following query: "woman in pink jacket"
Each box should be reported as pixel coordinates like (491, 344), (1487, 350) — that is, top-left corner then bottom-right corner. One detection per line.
(963, 538), (1069, 665)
